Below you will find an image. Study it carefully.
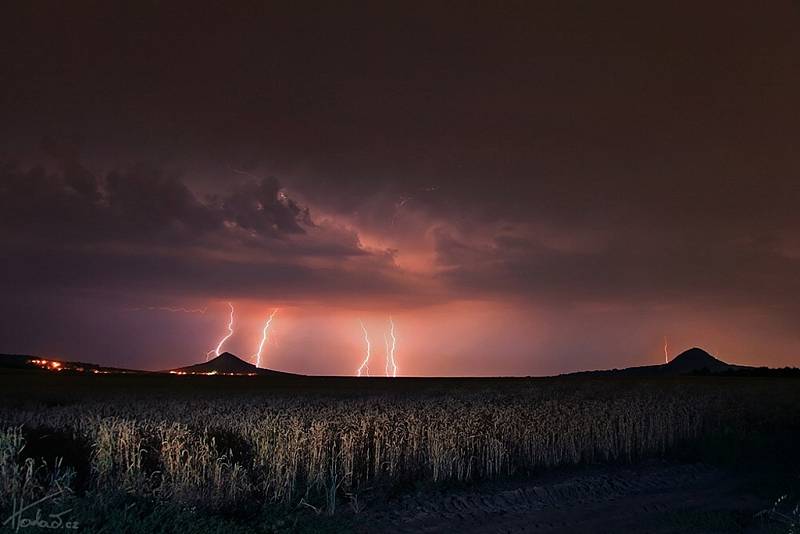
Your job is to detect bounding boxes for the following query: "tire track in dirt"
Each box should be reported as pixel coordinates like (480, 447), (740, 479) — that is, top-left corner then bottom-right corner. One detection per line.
(359, 463), (766, 533)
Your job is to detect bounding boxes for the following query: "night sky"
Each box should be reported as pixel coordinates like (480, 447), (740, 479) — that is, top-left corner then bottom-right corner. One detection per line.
(1, 2), (799, 375)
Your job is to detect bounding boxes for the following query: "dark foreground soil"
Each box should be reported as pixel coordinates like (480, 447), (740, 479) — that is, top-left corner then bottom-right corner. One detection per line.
(355, 461), (778, 533)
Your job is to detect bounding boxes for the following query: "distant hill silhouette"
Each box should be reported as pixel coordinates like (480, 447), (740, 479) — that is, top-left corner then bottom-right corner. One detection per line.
(566, 347), (751, 377)
(0, 353), (147, 374)
(0, 352), (299, 377)
(665, 347), (736, 374)
(167, 352), (299, 377)
(1, 348), (793, 379)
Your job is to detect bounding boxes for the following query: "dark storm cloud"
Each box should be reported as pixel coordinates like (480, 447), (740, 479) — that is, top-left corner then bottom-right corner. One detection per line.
(3, 246), (402, 301)
(1, 1), (800, 369)
(432, 225), (800, 310)
(2, 0), (799, 313)
(1, 156), (282, 245)
(419, 139), (800, 309)
(0, 151), (406, 302)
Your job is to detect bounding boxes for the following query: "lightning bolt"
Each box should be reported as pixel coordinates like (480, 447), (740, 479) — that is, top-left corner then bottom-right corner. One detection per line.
(387, 316), (398, 377)
(206, 302), (235, 361)
(254, 308), (279, 368)
(384, 332), (390, 377)
(663, 336), (669, 364)
(356, 320), (371, 376)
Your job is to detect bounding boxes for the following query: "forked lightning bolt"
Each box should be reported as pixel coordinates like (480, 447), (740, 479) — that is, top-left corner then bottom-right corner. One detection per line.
(359, 318), (399, 378)
(663, 336), (669, 364)
(206, 302), (235, 361)
(254, 308), (279, 368)
(356, 320), (371, 376)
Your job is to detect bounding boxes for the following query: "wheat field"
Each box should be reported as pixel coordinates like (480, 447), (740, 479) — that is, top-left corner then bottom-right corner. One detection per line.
(2, 374), (797, 521)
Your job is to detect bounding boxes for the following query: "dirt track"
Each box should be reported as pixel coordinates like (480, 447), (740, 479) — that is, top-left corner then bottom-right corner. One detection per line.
(358, 462), (768, 533)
